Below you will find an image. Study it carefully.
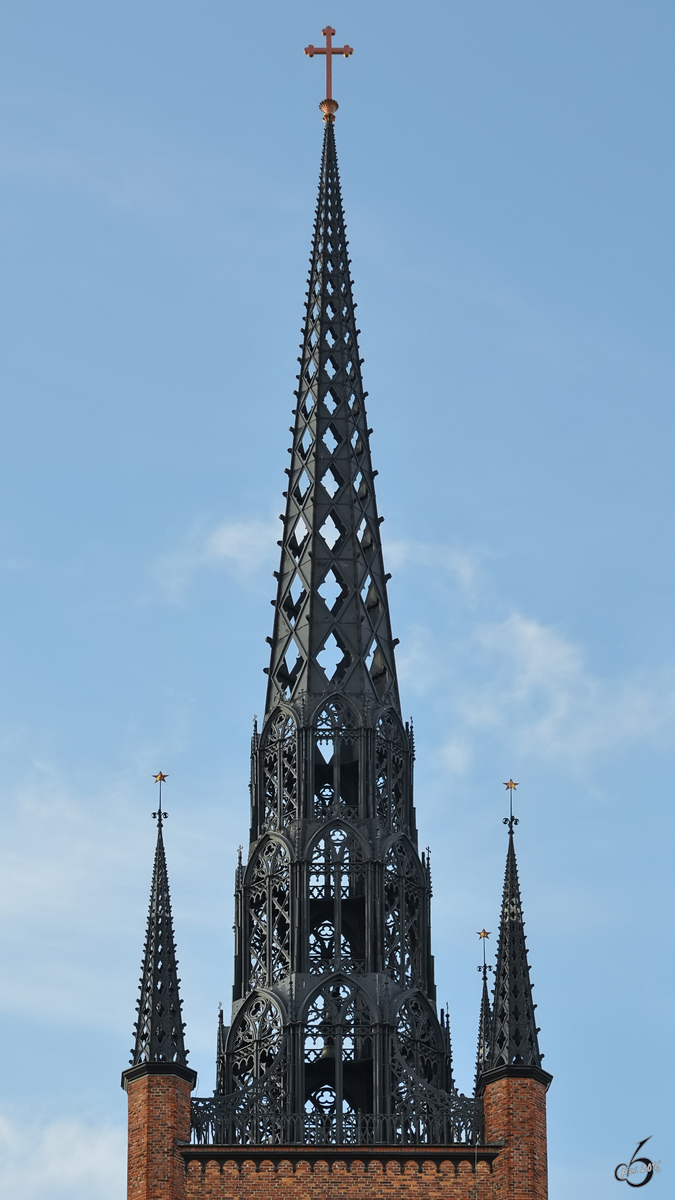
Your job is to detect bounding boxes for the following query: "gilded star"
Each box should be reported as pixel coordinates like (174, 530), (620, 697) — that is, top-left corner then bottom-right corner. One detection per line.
(477, 929), (491, 940)
(503, 779), (518, 790)
(153, 771), (168, 784)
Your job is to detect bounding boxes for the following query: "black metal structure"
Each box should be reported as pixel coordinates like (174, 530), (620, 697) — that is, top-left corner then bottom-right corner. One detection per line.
(193, 119), (477, 1148)
(127, 811), (192, 1073)
(481, 822), (546, 1078)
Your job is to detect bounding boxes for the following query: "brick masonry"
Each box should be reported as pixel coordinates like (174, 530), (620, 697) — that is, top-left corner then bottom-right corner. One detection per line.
(125, 1070), (194, 1200)
(125, 1073), (549, 1200)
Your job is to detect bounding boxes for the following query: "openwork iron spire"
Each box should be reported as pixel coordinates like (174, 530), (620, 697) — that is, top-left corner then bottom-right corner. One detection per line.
(486, 829), (542, 1072)
(265, 118), (400, 715)
(130, 802), (189, 1069)
(193, 111), (479, 1152)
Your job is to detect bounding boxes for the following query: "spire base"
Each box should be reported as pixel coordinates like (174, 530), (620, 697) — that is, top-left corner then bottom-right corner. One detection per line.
(121, 1061), (197, 1091)
(477, 1062), (553, 1097)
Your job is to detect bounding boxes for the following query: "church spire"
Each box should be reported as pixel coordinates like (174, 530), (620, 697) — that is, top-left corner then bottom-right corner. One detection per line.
(129, 778), (190, 1069)
(487, 824), (543, 1072)
(264, 118), (400, 717)
(475, 930), (493, 1087)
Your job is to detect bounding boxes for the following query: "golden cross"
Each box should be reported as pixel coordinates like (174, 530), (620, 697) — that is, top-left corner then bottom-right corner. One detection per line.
(304, 26), (353, 111)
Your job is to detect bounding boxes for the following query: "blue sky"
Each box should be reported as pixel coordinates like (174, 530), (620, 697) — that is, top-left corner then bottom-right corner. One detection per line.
(0, 2), (673, 1196)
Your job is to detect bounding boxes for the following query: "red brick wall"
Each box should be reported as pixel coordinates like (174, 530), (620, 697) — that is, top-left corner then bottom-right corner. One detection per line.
(185, 1156), (495, 1200)
(126, 1072), (193, 1200)
(482, 1077), (548, 1200)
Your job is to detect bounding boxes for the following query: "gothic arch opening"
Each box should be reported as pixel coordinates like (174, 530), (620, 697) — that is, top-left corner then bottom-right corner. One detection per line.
(303, 979), (374, 1142)
(247, 839), (291, 988)
(313, 699), (360, 818)
(307, 826), (366, 974)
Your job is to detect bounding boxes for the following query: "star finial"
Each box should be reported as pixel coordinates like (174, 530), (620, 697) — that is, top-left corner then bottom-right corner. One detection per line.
(152, 771), (168, 827)
(477, 929), (493, 978)
(502, 779), (520, 832)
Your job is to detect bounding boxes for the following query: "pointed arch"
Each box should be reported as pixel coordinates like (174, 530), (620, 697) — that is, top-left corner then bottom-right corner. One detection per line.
(230, 992), (285, 1089)
(302, 977), (375, 1142)
(312, 697), (361, 819)
(246, 837), (291, 988)
(260, 708), (297, 831)
(393, 993), (444, 1088)
(383, 836), (424, 988)
(307, 825), (367, 974)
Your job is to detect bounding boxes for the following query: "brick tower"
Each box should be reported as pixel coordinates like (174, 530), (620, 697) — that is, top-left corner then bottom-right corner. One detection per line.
(122, 30), (552, 1200)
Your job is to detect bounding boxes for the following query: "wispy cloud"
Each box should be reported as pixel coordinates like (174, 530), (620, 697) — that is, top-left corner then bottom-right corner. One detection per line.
(152, 517), (278, 601)
(384, 537), (481, 593)
(390, 541), (675, 775)
(0, 1115), (125, 1200)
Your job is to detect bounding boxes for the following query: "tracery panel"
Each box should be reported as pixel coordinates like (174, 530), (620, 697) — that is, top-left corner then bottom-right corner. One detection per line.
(375, 711), (406, 830)
(247, 840), (290, 988)
(261, 711), (297, 831)
(383, 839), (423, 988)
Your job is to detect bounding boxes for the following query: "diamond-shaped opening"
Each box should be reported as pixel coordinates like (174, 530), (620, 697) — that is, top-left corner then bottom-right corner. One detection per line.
(351, 429), (363, 453)
(290, 515), (309, 559)
(302, 393), (315, 418)
(307, 359), (317, 380)
(326, 280), (334, 295)
(325, 328), (335, 347)
(323, 426), (339, 454)
(353, 471), (362, 494)
(326, 299), (336, 317)
(318, 568), (345, 613)
(277, 640), (304, 695)
(318, 631), (348, 682)
(350, 393), (360, 415)
(325, 260), (334, 274)
(343, 330), (351, 346)
(300, 428), (312, 458)
(312, 304), (319, 320)
(283, 574), (306, 625)
(360, 574), (371, 604)
(294, 470), (311, 503)
(310, 330), (318, 348)
(319, 513), (342, 551)
(324, 387), (338, 414)
(321, 465), (344, 499)
(365, 640), (376, 672)
(357, 517), (367, 541)
(346, 360), (354, 376)
(358, 517), (374, 553)
(324, 358), (336, 379)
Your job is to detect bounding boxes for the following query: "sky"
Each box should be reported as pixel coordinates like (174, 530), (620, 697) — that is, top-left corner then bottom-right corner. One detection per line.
(0, 1), (673, 1196)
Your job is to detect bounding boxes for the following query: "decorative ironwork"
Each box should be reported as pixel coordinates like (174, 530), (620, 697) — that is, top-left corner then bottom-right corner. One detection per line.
(486, 826), (543, 1071)
(129, 801), (189, 1069)
(202, 114), (481, 1149)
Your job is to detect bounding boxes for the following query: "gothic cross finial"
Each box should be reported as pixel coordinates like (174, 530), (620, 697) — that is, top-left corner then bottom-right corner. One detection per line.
(502, 778), (519, 833)
(304, 26), (353, 122)
(152, 771), (168, 827)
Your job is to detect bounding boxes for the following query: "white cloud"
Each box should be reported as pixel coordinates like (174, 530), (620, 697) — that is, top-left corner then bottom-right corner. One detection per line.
(0, 1115), (125, 1200)
(153, 517), (278, 600)
(432, 611), (675, 772)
